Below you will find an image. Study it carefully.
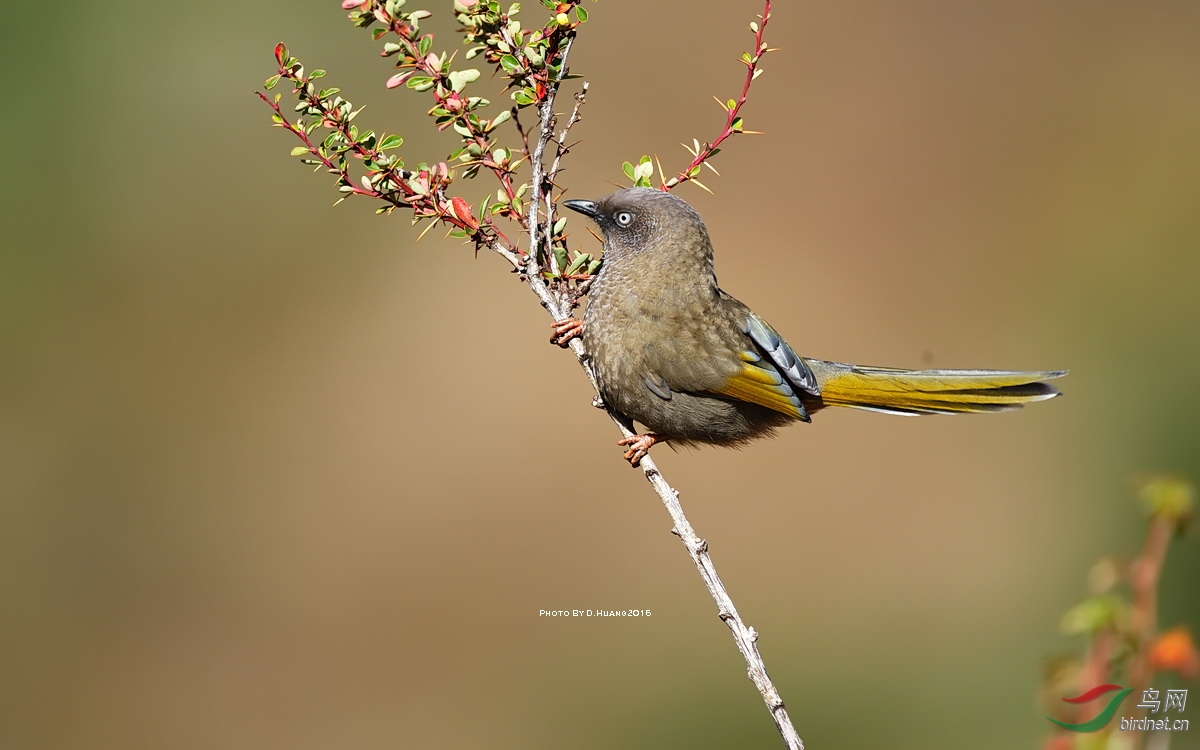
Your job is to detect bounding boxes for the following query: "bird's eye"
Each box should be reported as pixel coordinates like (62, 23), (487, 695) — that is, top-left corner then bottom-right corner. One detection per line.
(615, 211), (634, 226)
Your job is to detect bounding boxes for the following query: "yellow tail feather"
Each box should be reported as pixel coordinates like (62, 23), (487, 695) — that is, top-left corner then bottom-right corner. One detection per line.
(806, 361), (1065, 415)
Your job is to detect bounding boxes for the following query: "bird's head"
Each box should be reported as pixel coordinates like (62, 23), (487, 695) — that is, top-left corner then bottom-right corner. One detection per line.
(563, 187), (710, 263)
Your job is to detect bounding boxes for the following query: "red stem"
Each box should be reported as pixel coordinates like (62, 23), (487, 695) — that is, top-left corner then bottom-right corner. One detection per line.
(663, 0), (772, 191)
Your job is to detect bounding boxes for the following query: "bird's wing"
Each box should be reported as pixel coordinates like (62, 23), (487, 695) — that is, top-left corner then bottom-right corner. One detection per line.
(643, 296), (819, 422)
(738, 310), (821, 397)
(705, 347), (813, 421)
(695, 307), (818, 422)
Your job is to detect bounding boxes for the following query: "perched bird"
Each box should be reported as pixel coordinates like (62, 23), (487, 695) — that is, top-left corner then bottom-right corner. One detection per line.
(553, 187), (1065, 466)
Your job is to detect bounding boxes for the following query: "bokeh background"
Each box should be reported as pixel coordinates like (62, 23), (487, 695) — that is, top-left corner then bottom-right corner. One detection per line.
(2, 1), (1198, 748)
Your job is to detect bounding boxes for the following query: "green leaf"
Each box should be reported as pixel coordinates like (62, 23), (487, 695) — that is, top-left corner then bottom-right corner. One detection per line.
(500, 55), (520, 73)
(575, 6), (588, 22)
(622, 161), (635, 181)
(563, 253), (588, 275)
(290, 146), (309, 156)
(379, 134), (404, 150)
(448, 68), (480, 92)
(264, 74), (281, 89)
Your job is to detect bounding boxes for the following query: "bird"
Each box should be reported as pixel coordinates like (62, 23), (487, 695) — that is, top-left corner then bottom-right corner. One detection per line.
(552, 187), (1065, 466)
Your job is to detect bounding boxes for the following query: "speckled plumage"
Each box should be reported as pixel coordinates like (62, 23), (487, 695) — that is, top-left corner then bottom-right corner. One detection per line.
(562, 188), (1064, 462)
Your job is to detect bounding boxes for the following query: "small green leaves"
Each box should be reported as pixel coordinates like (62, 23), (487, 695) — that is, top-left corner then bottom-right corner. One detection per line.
(447, 68), (480, 92)
(263, 0), (592, 260)
(622, 156), (654, 187)
(563, 251), (591, 276)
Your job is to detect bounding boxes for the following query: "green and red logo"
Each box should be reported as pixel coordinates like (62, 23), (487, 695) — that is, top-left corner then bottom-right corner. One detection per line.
(1047, 684), (1134, 732)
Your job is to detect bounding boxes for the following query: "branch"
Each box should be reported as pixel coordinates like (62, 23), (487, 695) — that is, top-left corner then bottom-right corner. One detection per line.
(543, 81), (588, 278)
(527, 34), (574, 277)
(527, 265), (803, 749)
(523, 36), (802, 746)
(660, 0), (774, 193)
(1127, 477), (1190, 692)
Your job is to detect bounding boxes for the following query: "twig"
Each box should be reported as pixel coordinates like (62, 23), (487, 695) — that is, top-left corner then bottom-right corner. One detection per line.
(1129, 517), (1173, 692)
(542, 83), (588, 278)
(527, 36), (574, 277)
(662, 0), (773, 192)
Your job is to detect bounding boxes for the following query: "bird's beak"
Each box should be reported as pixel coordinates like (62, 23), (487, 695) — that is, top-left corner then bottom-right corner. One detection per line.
(563, 199), (600, 219)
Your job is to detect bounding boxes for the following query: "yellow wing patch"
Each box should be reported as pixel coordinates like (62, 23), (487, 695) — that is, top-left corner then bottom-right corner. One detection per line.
(708, 362), (807, 419)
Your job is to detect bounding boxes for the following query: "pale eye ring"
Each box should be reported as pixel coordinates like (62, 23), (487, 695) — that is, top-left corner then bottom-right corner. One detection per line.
(615, 211), (634, 226)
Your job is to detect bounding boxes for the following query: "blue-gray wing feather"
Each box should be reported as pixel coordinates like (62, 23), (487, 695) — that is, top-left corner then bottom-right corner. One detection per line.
(741, 311), (821, 397)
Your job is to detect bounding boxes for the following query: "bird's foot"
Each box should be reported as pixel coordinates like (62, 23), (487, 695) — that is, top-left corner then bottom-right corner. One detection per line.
(617, 433), (664, 467)
(550, 317), (584, 348)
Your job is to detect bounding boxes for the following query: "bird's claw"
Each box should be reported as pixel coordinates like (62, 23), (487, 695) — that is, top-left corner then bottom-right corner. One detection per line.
(550, 317), (584, 348)
(617, 433), (662, 467)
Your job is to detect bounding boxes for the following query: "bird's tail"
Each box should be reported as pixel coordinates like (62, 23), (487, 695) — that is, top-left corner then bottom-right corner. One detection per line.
(805, 360), (1065, 416)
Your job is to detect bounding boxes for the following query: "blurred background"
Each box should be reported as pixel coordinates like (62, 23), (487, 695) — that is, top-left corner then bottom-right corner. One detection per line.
(2, 1), (1198, 748)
